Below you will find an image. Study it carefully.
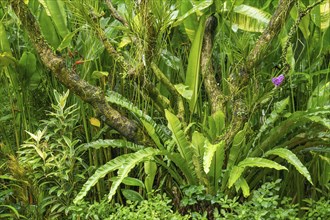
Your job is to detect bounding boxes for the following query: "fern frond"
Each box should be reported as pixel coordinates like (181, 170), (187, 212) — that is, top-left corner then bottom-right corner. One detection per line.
(165, 110), (193, 162)
(79, 139), (145, 153)
(166, 152), (197, 185)
(253, 97), (290, 147)
(106, 91), (171, 142)
(73, 147), (160, 203)
(228, 158), (287, 188)
(108, 148), (160, 201)
(265, 148), (313, 185)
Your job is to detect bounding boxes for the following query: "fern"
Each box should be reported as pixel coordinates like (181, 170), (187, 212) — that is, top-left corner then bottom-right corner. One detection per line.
(166, 152), (197, 185)
(307, 80), (330, 109)
(264, 148), (313, 185)
(106, 90), (171, 142)
(191, 132), (208, 185)
(141, 120), (163, 150)
(253, 97), (290, 147)
(73, 148), (160, 203)
(252, 107), (330, 157)
(79, 139), (145, 153)
(208, 140), (225, 192)
(228, 158), (288, 188)
(108, 148), (160, 201)
(203, 140), (224, 174)
(206, 110), (226, 141)
(165, 110), (193, 162)
(228, 128), (246, 169)
(234, 177), (250, 197)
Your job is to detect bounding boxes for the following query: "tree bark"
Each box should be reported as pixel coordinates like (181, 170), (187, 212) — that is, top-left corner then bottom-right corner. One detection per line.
(11, 0), (150, 145)
(220, 0), (296, 145)
(201, 16), (224, 114)
(245, 0), (296, 74)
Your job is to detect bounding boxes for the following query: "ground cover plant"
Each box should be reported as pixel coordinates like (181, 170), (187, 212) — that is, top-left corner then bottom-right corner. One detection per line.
(0, 0), (329, 219)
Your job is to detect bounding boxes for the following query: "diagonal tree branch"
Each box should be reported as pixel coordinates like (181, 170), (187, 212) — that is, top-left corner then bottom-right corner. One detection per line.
(245, 0), (296, 74)
(221, 0), (296, 147)
(11, 0), (151, 145)
(105, 0), (128, 26)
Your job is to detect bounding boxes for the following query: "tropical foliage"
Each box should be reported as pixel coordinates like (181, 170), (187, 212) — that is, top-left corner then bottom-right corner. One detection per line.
(0, 0), (329, 219)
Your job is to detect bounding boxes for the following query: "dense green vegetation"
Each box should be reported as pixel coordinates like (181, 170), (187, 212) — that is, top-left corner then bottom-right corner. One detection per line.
(0, 0), (329, 219)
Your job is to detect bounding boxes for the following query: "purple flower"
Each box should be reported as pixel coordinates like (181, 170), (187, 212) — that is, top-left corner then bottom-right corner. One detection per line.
(272, 74), (285, 87)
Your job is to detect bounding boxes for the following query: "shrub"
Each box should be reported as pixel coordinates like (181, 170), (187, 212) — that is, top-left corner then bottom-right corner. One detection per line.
(69, 193), (190, 220)
(302, 197), (330, 220)
(180, 180), (300, 219)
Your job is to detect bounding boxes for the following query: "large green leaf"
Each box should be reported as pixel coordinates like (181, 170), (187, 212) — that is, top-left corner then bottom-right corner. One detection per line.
(174, 84), (193, 100)
(165, 110), (192, 162)
(190, 132), (208, 185)
(319, 0), (330, 30)
(0, 22), (12, 54)
(185, 15), (207, 113)
(110, 177), (144, 188)
(227, 129), (246, 169)
(141, 120), (163, 150)
(208, 140), (225, 192)
(234, 5), (271, 24)
(230, 4), (271, 32)
(18, 51), (37, 76)
(39, 0), (69, 38)
(174, 0), (213, 27)
(264, 148), (313, 185)
(207, 110), (225, 141)
(228, 158), (288, 188)
(175, 0), (212, 41)
(121, 189), (143, 202)
(234, 177), (250, 198)
(38, 8), (61, 48)
(166, 152), (197, 185)
(144, 160), (157, 194)
(311, 0), (330, 30)
(177, 0), (197, 42)
(191, 131), (206, 157)
(203, 140), (225, 174)
(228, 166), (245, 189)
(307, 80), (330, 109)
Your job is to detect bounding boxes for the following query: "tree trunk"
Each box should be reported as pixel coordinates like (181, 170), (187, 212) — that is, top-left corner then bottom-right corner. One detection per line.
(11, 0), (151, 145)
